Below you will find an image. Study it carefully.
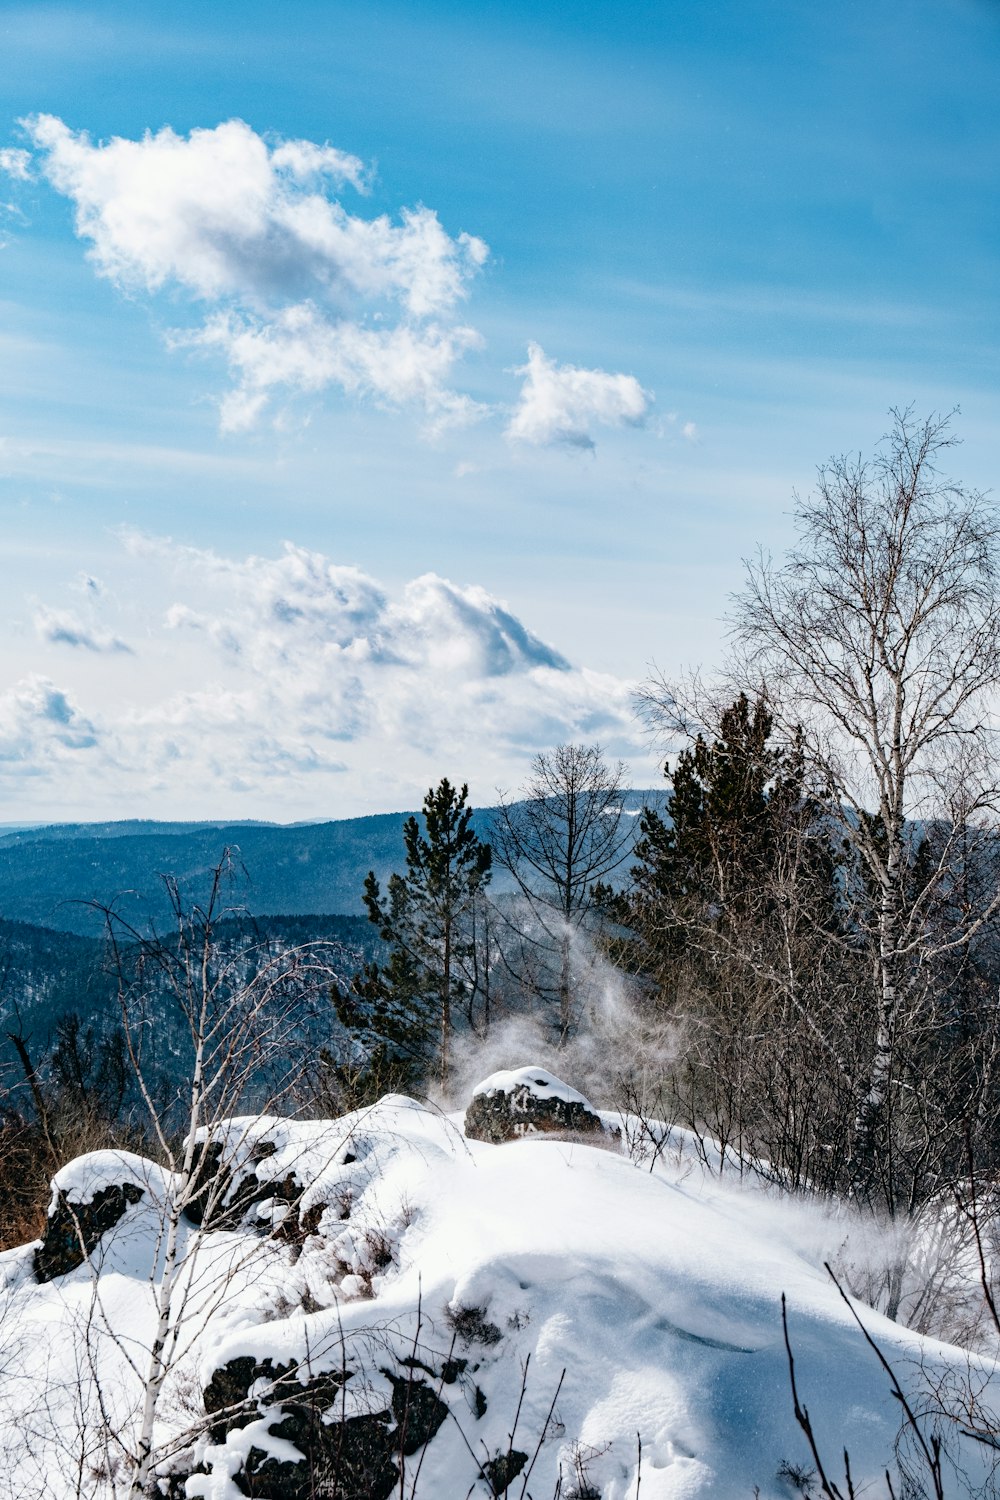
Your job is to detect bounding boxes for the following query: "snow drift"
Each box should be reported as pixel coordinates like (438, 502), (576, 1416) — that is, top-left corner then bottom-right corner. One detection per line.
(0, 1071), (997, 1498)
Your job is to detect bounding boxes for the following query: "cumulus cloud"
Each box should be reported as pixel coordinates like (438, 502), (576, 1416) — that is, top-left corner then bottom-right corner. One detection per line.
(146, 536), (571, 684)
(22, 115), (375, 300)
(34, 605), (132, 654)
(506, 342), (651, 450)
(21, 115), (489, 430)
(10, 537), (639, 816)
(8, 116), (656, 451)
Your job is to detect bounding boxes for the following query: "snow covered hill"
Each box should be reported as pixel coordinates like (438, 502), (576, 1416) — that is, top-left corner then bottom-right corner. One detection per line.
(0, 1070), (996, 1499)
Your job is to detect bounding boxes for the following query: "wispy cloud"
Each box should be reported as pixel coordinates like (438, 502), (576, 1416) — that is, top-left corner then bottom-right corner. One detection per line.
(180, 306), (487, 435)
(0, 147), (31, 182)
(33, 605), (132, 654)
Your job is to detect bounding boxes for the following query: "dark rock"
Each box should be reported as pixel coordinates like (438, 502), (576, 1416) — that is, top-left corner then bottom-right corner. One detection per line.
(204, 1355), (299, 1438)
(204, 1355), (262, 1423)
(202, 1355), (449, 1500)
(398, 1352), (467, 1383)
(387, 1369), (449, 1455)
(34, 1181), (144, 1283)
(161, 1464), (207, 1499)
(464, 1070), (617, 1147)
(482, 1448), (528, 1495)
(183, 1137), (303, 1231)
(298, 1201), (327, 1238)
(240, 1409), (397, 1500)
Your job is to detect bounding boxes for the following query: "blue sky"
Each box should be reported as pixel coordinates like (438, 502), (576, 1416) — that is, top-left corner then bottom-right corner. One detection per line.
(0, 0), (997, 820)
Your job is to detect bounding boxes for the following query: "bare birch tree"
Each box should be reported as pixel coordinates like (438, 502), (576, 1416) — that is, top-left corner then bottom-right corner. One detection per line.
(718, 409), (1000, 1195)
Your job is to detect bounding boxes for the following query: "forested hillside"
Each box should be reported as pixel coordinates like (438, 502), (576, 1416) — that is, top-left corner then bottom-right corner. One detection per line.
(0, 815), (421, 934)
(0, 797), (662, 936)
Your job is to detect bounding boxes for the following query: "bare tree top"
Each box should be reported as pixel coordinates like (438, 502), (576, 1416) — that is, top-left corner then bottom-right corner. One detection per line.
(727, 408), (1000, 822)
(494, 743), (633, 912)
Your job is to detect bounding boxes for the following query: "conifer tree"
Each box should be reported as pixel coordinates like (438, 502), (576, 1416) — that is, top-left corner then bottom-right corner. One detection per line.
(609, 694), (836, 983)
(601, 695), (859, 1199)
(360, 778), (492, 1089)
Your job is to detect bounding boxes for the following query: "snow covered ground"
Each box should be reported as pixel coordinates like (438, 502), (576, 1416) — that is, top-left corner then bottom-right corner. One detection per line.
(1, 1072), (998, 1498)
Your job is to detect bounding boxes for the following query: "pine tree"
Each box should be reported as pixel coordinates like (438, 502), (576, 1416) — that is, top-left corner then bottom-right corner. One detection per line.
(601, 694), (855, 1197)
(331, 956), (432, 1099)
(608, 693), (839, 993)
(360, 778), (492, 1089)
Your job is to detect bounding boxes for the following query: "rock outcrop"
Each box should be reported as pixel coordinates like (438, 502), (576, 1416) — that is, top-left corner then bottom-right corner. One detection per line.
(201, 1351), (451, 1500)
(463, 1066), (619, 1147)
(31, 1151), (160, 1283)
(34, 1179), (144, 1282)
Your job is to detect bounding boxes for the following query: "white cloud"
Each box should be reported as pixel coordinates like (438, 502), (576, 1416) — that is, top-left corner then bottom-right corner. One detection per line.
(0, 147), (31, 244)
(148, 536), (571, 682)
(180, 305), (487, 433)
(23, 115), (378, 301)
(14, 117), (655, 454)
(506, 342), (651, 450)
(34, 605), (132, 654)
(11, 537), (640, 816)
(22, 115), (489, 430)
(0, 675), (101, 776)
(267, 138), (369, 192)
(0, 147), (31, 181)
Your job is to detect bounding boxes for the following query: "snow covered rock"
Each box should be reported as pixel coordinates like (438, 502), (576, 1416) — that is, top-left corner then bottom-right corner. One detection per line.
(33, 1150), (159, 1282)
(464, 1065), (618, 1146)
(183, 1130), (306, 1231)
(200, 1352), (448, 1500)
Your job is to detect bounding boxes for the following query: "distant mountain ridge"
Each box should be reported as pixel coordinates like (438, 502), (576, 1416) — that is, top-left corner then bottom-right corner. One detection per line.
(0, 813), (417, 936)
(0, 793), (666, 938)
(0, 819), (285, 843)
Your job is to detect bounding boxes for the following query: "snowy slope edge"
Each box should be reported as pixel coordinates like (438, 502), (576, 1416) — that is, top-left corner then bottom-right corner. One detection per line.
(0, 1077), (996, 1499)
